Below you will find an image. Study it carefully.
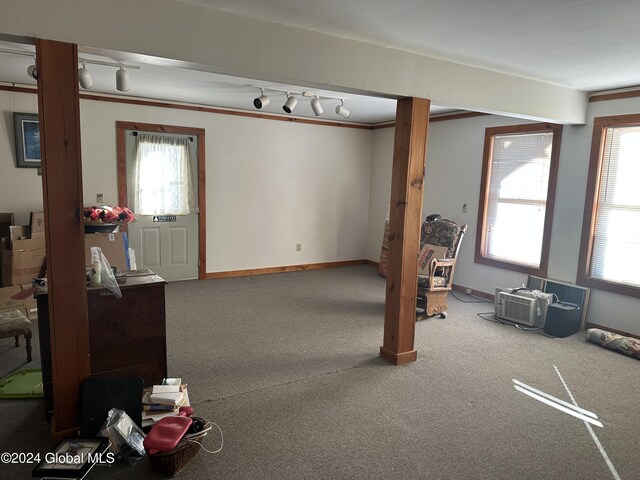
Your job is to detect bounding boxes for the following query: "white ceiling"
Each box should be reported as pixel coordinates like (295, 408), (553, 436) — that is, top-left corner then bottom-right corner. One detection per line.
(1, 1), (639, 123)
(180, 0), (640, 92)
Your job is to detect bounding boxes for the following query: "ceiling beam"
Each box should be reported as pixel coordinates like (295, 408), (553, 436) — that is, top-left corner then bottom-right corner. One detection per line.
(0, 0), (587, 123)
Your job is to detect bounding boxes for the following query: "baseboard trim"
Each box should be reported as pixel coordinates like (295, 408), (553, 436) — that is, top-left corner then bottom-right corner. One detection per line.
(365, 260), (380, 268)
(452, 284), (494, 302)
(206, 259), (367, 279)
(379, 346), (417, 365)
(585, 322), (640, 340)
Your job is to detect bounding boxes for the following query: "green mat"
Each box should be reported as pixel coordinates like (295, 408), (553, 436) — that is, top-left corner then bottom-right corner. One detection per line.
(0, 368), (43, 399)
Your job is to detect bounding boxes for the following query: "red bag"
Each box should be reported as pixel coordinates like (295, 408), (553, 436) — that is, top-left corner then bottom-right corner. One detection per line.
(143, 415), (193, 455)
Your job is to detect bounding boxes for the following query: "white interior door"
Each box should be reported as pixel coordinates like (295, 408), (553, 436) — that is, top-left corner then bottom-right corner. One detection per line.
(126, 131), (199, 281)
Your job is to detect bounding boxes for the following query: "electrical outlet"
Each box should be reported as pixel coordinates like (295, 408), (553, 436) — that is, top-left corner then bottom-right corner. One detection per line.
(96, 193), (104, 203)
(296, 243), (302, 252)
(465, 288), (472, 295)
(462, 203), (467, 213)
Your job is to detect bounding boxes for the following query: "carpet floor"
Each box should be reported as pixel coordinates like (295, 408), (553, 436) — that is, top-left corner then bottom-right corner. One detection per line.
(0, 265), (638, 479)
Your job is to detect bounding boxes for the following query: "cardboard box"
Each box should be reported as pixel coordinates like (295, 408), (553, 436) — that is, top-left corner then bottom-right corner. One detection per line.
(0, 213), (13, 239)
(418, 244), (449, 275)
(2, 226), (47, 286)
(12, 235), (46, 251)
(2, 247), (47, 287)
(9, 225), (29, 241)
(0, 285), (37, 320)
(85, 232), (129, 272)
(0, 285), (23, 311)
(30, 212), (45, 239)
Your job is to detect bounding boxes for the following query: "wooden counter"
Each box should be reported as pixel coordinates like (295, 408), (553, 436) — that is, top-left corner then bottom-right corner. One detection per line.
(37, 273), (167, 421)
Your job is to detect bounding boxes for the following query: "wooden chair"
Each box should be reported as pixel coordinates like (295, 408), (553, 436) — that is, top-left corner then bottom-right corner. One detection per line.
(0, 309), (32, 362)
(416, 218), (467, 320)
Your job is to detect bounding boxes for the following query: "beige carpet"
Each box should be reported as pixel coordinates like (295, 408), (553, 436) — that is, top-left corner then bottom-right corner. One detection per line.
(0, 265), (637, 479)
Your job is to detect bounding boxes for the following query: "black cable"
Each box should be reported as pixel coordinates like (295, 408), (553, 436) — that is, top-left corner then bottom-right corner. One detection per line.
(451, 290), (492, 303)
(476, 312), (505, 323)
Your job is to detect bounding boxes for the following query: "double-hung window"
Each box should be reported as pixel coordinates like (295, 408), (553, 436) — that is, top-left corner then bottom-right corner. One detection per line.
(578, 114), (640, 297)
(475, 123), (562, 276)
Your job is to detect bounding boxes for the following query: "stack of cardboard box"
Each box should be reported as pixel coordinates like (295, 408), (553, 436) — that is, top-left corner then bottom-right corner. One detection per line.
(1, 212), (46, 288)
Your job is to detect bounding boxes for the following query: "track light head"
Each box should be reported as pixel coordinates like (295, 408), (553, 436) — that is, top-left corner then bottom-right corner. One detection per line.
(253, 89), (270, 109)
(283, 94), (297, 114)
(310, 97), (323, 116)
(335, 100), (351, 119)
(78, 62), (93, 89)
(116, 67), (129, 92)
(27, 64), (38, 80)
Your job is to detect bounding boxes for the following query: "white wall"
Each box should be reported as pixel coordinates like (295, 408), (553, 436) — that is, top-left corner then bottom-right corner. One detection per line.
(1, 90), (373, 273)
(365, 127), (394, 262)
(368, 99), (640, 336)
(0, 91), (41, 225)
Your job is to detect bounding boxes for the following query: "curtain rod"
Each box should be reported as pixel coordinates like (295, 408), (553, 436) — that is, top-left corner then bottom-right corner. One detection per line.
(130, 131), (193, 141)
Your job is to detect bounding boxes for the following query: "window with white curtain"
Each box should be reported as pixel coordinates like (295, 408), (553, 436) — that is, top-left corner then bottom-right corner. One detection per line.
(133, 133), (196, 215)
(475, 123), (562, 275)
(579, 117), (640, 294)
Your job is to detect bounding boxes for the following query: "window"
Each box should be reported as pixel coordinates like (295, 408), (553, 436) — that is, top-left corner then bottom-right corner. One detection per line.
(578, 114), (640, 297)
(475, 123), (562, 276)
(132, 133), (196, 215)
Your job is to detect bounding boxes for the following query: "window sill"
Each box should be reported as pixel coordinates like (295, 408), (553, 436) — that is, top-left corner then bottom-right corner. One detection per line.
(474, 254), (547, 278)
(576, 275), (640, 299)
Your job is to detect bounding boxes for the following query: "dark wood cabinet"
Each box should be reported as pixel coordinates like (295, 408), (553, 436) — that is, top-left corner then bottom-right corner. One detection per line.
(37, 274), (167, 421)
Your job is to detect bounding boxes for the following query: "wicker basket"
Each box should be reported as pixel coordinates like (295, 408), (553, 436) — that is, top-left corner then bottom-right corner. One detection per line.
(147, 437), (202, 477)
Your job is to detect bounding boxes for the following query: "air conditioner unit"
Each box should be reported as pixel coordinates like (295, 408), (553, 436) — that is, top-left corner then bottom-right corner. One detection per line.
(494, 288), (554, 327)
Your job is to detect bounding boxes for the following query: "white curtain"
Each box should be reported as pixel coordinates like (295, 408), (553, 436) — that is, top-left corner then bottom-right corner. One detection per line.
(132, 134), (196, 215)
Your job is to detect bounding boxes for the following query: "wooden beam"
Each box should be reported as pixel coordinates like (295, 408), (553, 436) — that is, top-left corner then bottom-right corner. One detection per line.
(36, 39), (90, 438)
(380, 97), (430, 365)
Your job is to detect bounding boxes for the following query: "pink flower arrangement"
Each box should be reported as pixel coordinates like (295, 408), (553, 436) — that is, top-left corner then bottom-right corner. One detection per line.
(83, 206), (136, 225)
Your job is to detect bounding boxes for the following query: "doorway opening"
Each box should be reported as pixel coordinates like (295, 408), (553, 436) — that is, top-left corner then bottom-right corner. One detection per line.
(116, 121), (206, 280)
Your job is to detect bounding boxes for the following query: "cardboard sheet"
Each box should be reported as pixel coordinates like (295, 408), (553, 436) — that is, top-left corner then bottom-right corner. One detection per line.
(84, 232), (129, 272)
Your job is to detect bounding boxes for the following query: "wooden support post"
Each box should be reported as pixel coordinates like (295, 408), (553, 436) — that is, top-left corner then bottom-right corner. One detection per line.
(380, 97), (430, 365)
(36, 39), (90, 438)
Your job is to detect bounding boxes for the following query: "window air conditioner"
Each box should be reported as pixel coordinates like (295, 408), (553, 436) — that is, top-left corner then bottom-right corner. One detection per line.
(494, 288), (554, 327)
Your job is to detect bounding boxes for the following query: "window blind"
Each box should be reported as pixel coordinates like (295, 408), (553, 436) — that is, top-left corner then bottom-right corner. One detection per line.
(590, 126), (640, 286)
(483, 131), (553, 267)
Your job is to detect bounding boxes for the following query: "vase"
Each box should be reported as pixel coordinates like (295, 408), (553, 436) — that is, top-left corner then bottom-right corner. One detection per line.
(84, 223), (120, 234)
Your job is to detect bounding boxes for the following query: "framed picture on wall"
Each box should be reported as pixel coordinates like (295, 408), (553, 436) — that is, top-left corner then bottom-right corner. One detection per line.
(13, 112), (41, 168)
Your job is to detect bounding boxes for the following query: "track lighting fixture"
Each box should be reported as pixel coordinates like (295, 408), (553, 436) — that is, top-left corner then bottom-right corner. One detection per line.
(249, 85), (352, 120)
(0, 48), (143, 92)
(253, 88), (270, 109)
(335, 99), (351, 119)
(283, 94), (297, 113)
(78, 62), (93, 89)
(116, 67), (129, 92)
(310, 97), (323, 116)
(26, 64), (38, 80)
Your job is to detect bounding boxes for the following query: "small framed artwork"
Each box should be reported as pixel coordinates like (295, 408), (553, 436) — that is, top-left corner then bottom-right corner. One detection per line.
(13, 112), (41, 168)
(32, 437), (111, 478)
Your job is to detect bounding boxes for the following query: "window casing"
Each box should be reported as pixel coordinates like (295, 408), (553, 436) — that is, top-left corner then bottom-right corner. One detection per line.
(578, 114), (640, 297)
(475, 123), (562, 276)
